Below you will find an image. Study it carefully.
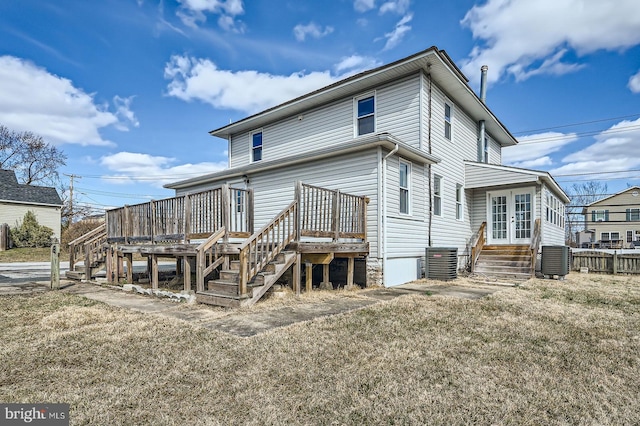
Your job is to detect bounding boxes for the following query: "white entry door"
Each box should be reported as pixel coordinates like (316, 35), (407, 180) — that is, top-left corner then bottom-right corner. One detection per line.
(488, 190), (533, 245)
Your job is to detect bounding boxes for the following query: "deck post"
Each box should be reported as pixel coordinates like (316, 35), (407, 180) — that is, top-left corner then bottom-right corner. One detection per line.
(222, 184), (230, 242)
(126, 253), (133, 284)
(293, 253), (301, 295)
(150, 200), (156, 244)
(613, 250), (618, 274)
(183, 255), (191, 292)
(322, 264), (331, 288)
(117, 253), (124, 283)
(346, 256), (355, 287)
(151, 255), (159, 290)
(295, 181), (302, 241)
(238, 248), (248, 297)
(247, 188), (254, 234)
(305, 262), (312, 292)
(124, 205), (130, 244)
(332, 190), (341, 242)
(184, 194), (191, 243)
(104, 245), (112, 283)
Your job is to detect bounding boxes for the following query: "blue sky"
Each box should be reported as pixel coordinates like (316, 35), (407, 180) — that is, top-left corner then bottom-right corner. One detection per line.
(1, 0), (639, 213)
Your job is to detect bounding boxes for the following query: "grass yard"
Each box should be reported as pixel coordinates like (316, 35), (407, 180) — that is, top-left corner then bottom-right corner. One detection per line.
(0, 247), (61, 263)
(1, 274), (639, 425)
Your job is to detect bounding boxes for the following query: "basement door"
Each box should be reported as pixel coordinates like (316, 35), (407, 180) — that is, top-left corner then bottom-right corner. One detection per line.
(487, 189), (534, 245)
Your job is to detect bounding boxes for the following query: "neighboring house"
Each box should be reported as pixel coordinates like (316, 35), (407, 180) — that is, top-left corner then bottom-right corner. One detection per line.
(165, 46), (569, 286)
(0, 169), (63, 241)
(582, 186), (640, 248)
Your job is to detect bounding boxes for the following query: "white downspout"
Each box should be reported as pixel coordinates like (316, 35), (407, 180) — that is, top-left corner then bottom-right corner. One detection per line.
(382, 143), (399, 287)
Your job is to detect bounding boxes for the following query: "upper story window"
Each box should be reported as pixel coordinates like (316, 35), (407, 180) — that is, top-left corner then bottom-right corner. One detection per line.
(483, 136), (489, 163)
(357, 95), (375, 136)
(433, 175), (442, 216)
(399, 160), (410, 215)
(627, 208), (640, 221)
(592, 209), (609, 222)
(456, 184), (463, 220)
(444, 102), (452, 140)
(252, 131), (262, 162)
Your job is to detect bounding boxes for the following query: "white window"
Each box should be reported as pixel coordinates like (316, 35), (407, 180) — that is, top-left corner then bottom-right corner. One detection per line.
(356, 95), (375, 136)
(399, 160), (410, 214)
(251, 131), (262, 162)
(433, 175), (442, 216)
(601, 232), (610, 241)
(627, 230), (634, 243)
(444, 102), (452, 140)
(546, 192), (565, 228)
(483, 137), (489, 163)
(455, 184), (463, 220)
(611, 232), (620, 241)
(627, 208), (640, 221)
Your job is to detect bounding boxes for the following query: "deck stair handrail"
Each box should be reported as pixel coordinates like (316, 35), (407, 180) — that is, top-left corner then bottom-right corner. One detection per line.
(470, 222), (486, 272)
(297, 182), (368, 240)
(529, 218), (542, 275)
(106, 185), (253, 243)
(237, 201), (298, 296)
(68, 223), (107, 274)
(195, 227), (227, 292)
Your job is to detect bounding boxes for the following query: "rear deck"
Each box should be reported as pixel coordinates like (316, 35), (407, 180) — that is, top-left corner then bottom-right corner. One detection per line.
(68, 182), (369, 307)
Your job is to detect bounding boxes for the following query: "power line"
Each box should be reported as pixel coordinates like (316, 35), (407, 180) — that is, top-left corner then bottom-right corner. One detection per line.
(512, 112), (640, 135)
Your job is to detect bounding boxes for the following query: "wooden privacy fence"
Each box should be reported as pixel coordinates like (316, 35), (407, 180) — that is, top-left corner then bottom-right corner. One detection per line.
(296, 182), (368, 240)
(106, 185), (253, 243)
(572, 251), (640, 274)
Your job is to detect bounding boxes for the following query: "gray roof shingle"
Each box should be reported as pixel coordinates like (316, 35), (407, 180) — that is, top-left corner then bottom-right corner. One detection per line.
(0, 169), (63, 206)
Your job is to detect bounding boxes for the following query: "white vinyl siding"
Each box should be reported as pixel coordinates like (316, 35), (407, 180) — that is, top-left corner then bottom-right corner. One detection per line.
(0, 203), (61, 241)
(177, 149), (381, 257)
(229, 74), (421, 168)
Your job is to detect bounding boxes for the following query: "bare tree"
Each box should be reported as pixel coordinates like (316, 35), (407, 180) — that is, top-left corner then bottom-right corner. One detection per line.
(0, 124), (66, 186)
(565, 181), (608, 245)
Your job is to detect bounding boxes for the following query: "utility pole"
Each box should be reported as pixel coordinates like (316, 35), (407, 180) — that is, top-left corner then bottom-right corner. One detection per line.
(63, 173), (81, 223)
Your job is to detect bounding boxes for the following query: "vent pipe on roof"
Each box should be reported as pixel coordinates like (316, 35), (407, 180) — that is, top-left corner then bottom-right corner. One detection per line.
(478, 65), (488, 162)
(480, 65), (488, 103)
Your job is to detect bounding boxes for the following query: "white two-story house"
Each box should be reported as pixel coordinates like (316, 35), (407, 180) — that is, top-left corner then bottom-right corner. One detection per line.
(166, 46), (569, 287)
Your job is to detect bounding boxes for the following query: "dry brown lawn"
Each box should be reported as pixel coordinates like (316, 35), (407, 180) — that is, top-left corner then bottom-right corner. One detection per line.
(1, 273), (639, 425)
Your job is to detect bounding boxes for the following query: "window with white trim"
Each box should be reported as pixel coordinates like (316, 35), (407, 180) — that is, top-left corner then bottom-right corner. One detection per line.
(455, 184), (463, 220)
(433, 175), (442, 216)
(444, 102), (452, 140)
(356, 95), (375, 136)
(251, 131), (262, 162)
(601, 232), (610, 241)
(611, 232), (620, 241)
(399, 160), (410, 214)
(546, 192), (565, 228)
(627, 230), (634, 243)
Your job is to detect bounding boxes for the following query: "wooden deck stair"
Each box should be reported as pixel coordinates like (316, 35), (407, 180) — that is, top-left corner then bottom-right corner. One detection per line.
(197, 250), (297, 308)
(473, 245), (533, 281)
(66, 224), (108, 281)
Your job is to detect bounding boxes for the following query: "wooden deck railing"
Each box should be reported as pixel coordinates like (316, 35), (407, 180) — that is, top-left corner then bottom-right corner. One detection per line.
(529, 218), (542, 275)
(296, 182), (368, 240)
(68, 223), (107, 275)
(470, 222), (486, 272)
(195, 227), (227, 292)
(106, 184), (253, 243)
(238, 201), (298, 296)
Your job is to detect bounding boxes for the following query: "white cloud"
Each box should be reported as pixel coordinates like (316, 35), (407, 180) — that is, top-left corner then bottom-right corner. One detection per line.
(379, 0), (410, 15)
(293, 22), (334, 42)
(334, 55), (382, 75)
(461, 0), (640, 85)
(0, 56), (136, 146)
(382, 13), (412, 50)
(165, 54), (378, 114)
(176, 0), (244, 31)
(100, 151), (227, 187)
(502, 131), (579, 167)
(629, 70), (640, 93)
(548, 118), (640, 177)
(354, 0), (375, 13)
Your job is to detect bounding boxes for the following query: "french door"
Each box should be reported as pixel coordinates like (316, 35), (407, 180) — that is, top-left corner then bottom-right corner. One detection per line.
(488, 190), (533, 245)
